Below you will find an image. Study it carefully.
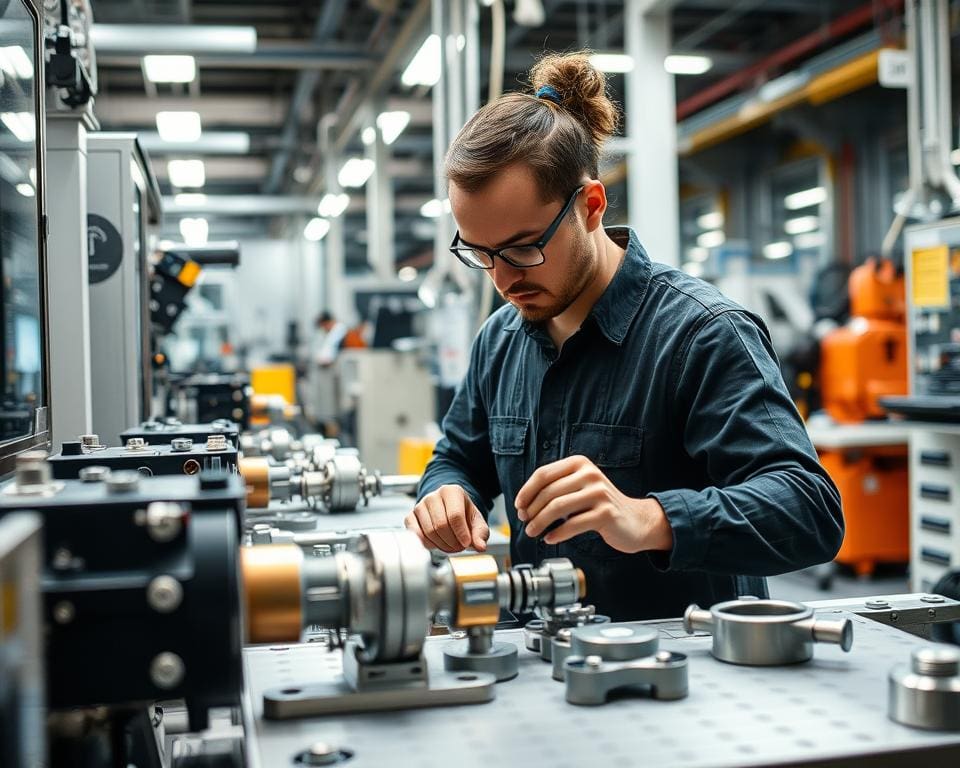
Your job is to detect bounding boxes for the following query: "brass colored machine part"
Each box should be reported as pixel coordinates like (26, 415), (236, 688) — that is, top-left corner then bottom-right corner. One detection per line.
(239, 457), (271, 509)
(448, 555), (502, 628)
(241, 544), (304, 643)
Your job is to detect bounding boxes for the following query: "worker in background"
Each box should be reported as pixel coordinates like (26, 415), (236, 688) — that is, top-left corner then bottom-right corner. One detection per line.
(405, 52), (844, 621)
(307, 311), (348, 436)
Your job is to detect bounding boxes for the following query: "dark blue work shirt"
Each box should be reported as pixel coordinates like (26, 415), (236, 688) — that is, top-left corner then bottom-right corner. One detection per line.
(419, 227), (843, 621)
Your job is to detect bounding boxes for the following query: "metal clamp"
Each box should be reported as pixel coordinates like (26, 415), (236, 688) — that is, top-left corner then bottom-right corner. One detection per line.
(684, 599), (853, 665)
(563, 623), (688, 706)
(889, 645), (960, 731)
(524, 603), (609, 661)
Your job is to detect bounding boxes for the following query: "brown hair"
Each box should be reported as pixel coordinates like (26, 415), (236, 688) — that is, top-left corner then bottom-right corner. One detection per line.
(445, 51), (619, 203)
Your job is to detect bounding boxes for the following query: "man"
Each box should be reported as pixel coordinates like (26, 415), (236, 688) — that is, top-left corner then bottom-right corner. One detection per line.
(405, 53), (843, 621)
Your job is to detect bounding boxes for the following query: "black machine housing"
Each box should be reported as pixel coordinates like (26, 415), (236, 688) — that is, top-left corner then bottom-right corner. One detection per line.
(0, 472), (245, 731)
(119, 418), (241, 449)
(49, 439), (240, 478)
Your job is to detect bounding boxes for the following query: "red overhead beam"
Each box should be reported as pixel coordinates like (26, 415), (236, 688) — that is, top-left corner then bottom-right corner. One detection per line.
(676, 0), (903, 121)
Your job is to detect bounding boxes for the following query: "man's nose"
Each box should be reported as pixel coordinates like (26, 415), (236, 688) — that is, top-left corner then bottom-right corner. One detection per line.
(491, 258), (522, 291)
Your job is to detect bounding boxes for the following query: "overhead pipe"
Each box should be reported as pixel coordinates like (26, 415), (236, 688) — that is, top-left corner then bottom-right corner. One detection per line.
(676, 0), (902, 121)
(90, 24), (258, 54)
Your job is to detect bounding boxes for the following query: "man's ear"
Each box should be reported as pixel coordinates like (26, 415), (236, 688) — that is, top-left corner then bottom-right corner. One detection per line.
(582, 180), (607, 233)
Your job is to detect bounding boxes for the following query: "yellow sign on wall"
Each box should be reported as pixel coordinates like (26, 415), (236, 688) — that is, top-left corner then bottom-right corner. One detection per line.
(911, 245), (950, 308)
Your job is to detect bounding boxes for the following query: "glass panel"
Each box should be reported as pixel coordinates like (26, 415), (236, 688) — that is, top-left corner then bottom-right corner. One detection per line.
(0, 1), (42, 442)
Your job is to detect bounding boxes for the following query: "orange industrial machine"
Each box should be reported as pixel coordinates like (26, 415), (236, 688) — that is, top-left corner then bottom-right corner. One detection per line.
(817, 258), (909, 577)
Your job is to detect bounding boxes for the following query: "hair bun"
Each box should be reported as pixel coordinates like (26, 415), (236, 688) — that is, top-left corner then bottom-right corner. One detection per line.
(529, 51), (619, 153)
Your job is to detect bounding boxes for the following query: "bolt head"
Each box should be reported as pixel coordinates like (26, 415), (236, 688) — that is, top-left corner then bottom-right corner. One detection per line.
(584, 655), (603, 669)
(147, 575), (183, 613)
(150, 652), (185, 690)
(53, 601), (75, 624)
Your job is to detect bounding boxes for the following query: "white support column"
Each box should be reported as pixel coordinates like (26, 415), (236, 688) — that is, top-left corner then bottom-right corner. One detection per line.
(321, 123), (351, 324)
(366, 103), (396, 281)
(46, 114), (95, 449)
(625, 0), (679, 267)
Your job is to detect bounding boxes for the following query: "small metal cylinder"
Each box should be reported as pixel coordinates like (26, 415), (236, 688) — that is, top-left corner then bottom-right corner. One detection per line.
(889, 646), (960, 731)
(125, 437), (148, 451)
(78, 465), (110, 483)
(171, 437), (193, 452)
(106, 470), (141, 494)
(14, 451), (53, 492)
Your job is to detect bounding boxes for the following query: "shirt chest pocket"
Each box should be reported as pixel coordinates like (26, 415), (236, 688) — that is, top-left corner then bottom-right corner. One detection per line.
(568, 422), (644, 468)
(564, 422), (644, 560)
(490, 416), (530, 455)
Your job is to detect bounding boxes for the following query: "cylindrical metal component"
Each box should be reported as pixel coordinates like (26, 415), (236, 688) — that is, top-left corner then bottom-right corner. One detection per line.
(250, 523), (273, 544)
(300, 555), (346, 630)
(241, 544), (304, 643)
(467, 625), (494, 655)
(78, 465), (110, 483)
(106, 470), (141, 494)
(497, 559), (585, 615)
(14, 451), (54, 493)
(143, 502), (186, 542)
(240, 457), (272, 508)
(125, 437), (148, 451)
(324, 454), (363, 511)
(206, 434), (229, 452)
(171, 437), (194, 452)
(80, 434), (104, 451)
(447, 555), (501, 628)
(376, 474), (422, 496)
(889, 646), (960, 731)
(682, 606), (714, 634)
(685, 599), (854, 666)
(571, 623), (660, 662)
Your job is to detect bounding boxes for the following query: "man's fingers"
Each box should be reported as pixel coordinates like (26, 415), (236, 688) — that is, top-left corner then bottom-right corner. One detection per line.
(523, 488), (594, 538)
(439, 486), (472, 548)
(515, 456), (586, 514)
(424, 494), (460, 552)
(413, 500), (453, 552)
(542, 509), (603, 545)
(404, 512), (431, 549)
(466, 501), (490, 552)
(522, 472), (589, 522)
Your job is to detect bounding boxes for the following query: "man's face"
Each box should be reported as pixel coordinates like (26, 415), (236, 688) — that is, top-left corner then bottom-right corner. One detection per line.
(449, 165), (597, 323)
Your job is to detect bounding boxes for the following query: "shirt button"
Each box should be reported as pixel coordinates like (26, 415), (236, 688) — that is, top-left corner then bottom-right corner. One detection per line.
(542, 440), (551, 450)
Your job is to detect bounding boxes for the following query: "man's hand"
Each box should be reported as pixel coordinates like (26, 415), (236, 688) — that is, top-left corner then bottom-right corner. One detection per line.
(514, 455), (673, 553)
(405, 484), (490, 553)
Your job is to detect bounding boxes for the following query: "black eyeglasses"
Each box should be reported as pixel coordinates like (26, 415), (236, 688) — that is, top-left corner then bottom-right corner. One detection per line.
(449, 185), (585, 270)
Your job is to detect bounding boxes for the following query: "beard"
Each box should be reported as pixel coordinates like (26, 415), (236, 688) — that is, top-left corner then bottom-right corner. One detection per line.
(501, 225), (597, 323)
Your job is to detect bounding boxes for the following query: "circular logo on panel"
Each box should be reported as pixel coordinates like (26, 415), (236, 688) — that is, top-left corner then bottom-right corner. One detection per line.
(87, 214), (123, 284)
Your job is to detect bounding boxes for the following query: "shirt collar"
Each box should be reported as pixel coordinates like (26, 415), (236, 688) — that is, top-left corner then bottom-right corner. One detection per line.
(502, 226), (652, 346)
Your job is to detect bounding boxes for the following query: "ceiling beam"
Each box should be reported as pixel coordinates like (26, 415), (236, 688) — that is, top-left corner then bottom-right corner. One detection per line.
(95, 94), (289, 126)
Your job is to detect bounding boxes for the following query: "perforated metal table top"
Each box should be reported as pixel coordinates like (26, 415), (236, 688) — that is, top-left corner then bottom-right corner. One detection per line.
(242, 608), (960, 767)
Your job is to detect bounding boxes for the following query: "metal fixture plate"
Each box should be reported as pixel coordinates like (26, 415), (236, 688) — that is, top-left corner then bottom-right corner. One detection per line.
(244, 611), (960, 767)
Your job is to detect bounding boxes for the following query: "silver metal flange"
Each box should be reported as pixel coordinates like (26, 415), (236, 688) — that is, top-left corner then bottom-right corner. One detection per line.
(443, 625), (519, 682)
(563, 622), (688, 706)
(684, 599), (853, 666)
(889, 645), (960, 731)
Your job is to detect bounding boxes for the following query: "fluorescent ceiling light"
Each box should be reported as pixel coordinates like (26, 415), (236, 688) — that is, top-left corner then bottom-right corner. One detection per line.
(402, 35), (441, 87)
(952, 148), (960, 166)
(682, 261), (705, 278)
(762, 241), (793, 260)
(794, 231), (827, 250)
(376, 111), (410, 145)
(0, 46), (33, 79)
(174, 193), (208, 206)
(156, 111), (202, 143)
(664, 55), (713, 75)
(167, 159), (205, 188)
(317, 192), (349, 218)
(338, 158), (375, 188)
(420, 198), (451, 218)
(784, 186), (827, 210)
(304, 217), (331, 242)
(179, 217), (208, 246)
(398, 266), (418, 282)
(143, 55), (196, 83)
(687, 246), (709, 262)
(589, 53), (634, 73)
(15, 182), (33, 197)
(361, 126), (376, 146)
(0, 112), (34, 142)
(784, 215), (819, 235)
(696, 211), (724, 230)
(696, 229), (725, 248)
